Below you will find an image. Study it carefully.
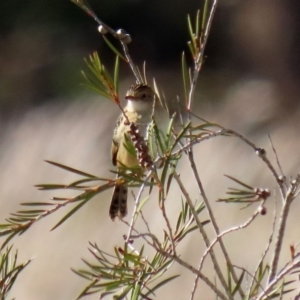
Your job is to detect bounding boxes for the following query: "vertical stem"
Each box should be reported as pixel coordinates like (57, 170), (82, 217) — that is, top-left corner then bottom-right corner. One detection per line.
(268, 175), (300, 282)
(188, 151), (245, 298)
(174, 172), (233, 300)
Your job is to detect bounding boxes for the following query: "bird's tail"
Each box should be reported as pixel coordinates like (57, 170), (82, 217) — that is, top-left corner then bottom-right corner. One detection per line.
(109, 178), (128, 220)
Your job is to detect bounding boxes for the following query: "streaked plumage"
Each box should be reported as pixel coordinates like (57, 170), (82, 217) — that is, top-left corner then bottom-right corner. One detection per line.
(109, 84), (156, 220)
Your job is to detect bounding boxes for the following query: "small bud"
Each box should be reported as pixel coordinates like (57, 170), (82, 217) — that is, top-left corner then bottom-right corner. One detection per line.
(116, 29), (132, 44)
(258, 206), (267, 215)
(98, 25), (108, 34)
(116, 29), (127, 39)
(278, 175), (286, 183)
(256, 188), (271, 199)
(255, 148), (266, 157)
(123, 34), (132, 44)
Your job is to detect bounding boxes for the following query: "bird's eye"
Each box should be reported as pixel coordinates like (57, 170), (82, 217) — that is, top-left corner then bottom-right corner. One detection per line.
(141, 93), (147, 99)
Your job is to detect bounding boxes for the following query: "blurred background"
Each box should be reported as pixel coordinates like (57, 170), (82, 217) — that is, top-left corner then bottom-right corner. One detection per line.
(1, 0), (300, 299)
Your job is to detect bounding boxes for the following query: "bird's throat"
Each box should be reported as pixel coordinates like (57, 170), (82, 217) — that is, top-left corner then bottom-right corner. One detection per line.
(126, 100), (152, 112)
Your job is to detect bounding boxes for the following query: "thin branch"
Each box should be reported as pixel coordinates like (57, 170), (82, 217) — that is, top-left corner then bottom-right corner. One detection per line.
(173, 126), (286, 202)
(257, 254), (300, 300)
(232, 265), (267, 297)
(120, 42), (142, 84)
(126, 170), (152, 243)
(199, 202), (265, 272)
(154, 246), (228, 300)
(249, 195), (277, 296)
(127, 227), (227, 300)
(268, 134), (285, 180)
(224, 129), (286, 200)
(0, 182), (112, 249)
(187, 149), (245, 298)
(187, 0), (218, 112)
(173, 172), (233, 300)
(268, 175), (300, 283)
(173, 129), (225, 156)
(161, 192), (177, 256)
(71, 0), (143, 83)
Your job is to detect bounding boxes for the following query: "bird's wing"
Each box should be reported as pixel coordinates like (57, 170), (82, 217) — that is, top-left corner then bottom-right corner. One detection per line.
(111, 139), (119, 166)
(111, 113), (124, 166)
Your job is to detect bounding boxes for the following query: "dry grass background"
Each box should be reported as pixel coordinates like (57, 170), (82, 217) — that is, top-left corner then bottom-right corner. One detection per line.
(1, 1), (300, 299)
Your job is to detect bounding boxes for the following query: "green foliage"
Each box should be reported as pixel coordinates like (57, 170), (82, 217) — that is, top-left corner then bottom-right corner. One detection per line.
(174, 199), (209, 243)
(0, 247), (31, 299)
(0, 161), (112, 249)
(73, 243), (179, 299)
(218, 175), (271, 205)
(82, 52), (120, 103)
(248, 261), (270, 298)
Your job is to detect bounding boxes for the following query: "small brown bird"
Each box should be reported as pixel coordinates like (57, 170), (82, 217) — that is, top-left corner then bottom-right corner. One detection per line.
(109, 84), (156, 220)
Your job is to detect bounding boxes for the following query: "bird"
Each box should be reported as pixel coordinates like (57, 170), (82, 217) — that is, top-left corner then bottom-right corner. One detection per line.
(109, 83), (156, 220)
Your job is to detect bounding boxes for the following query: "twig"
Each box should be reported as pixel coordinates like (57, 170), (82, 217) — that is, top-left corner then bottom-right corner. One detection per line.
(187, 149), (245, 298)
(120, 42), (142, 84)
(160, 191), (177, 256)
(268, 134), (285, 180)
(139, 210), (153, 238)
(71, 0), (143, 83)
(268, 175), (300, 283)
(173, 129), (225, 156)
(173, 172), (233, 300)
(126, 170), (152, 243)
(124, 221), (228, 300)
(199, 202), (265, 272)
(257, 254), (300, 300)
(187, 0), (218, 112)
(154, 245), (228, 300)
(224, 129), (286, 200)
(249, 195), (277, 297)
(172, 126), (286, 202)
(0, 182), (112, 249)
(232, 265), (268, 297)
(128, 227), (227, 300)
